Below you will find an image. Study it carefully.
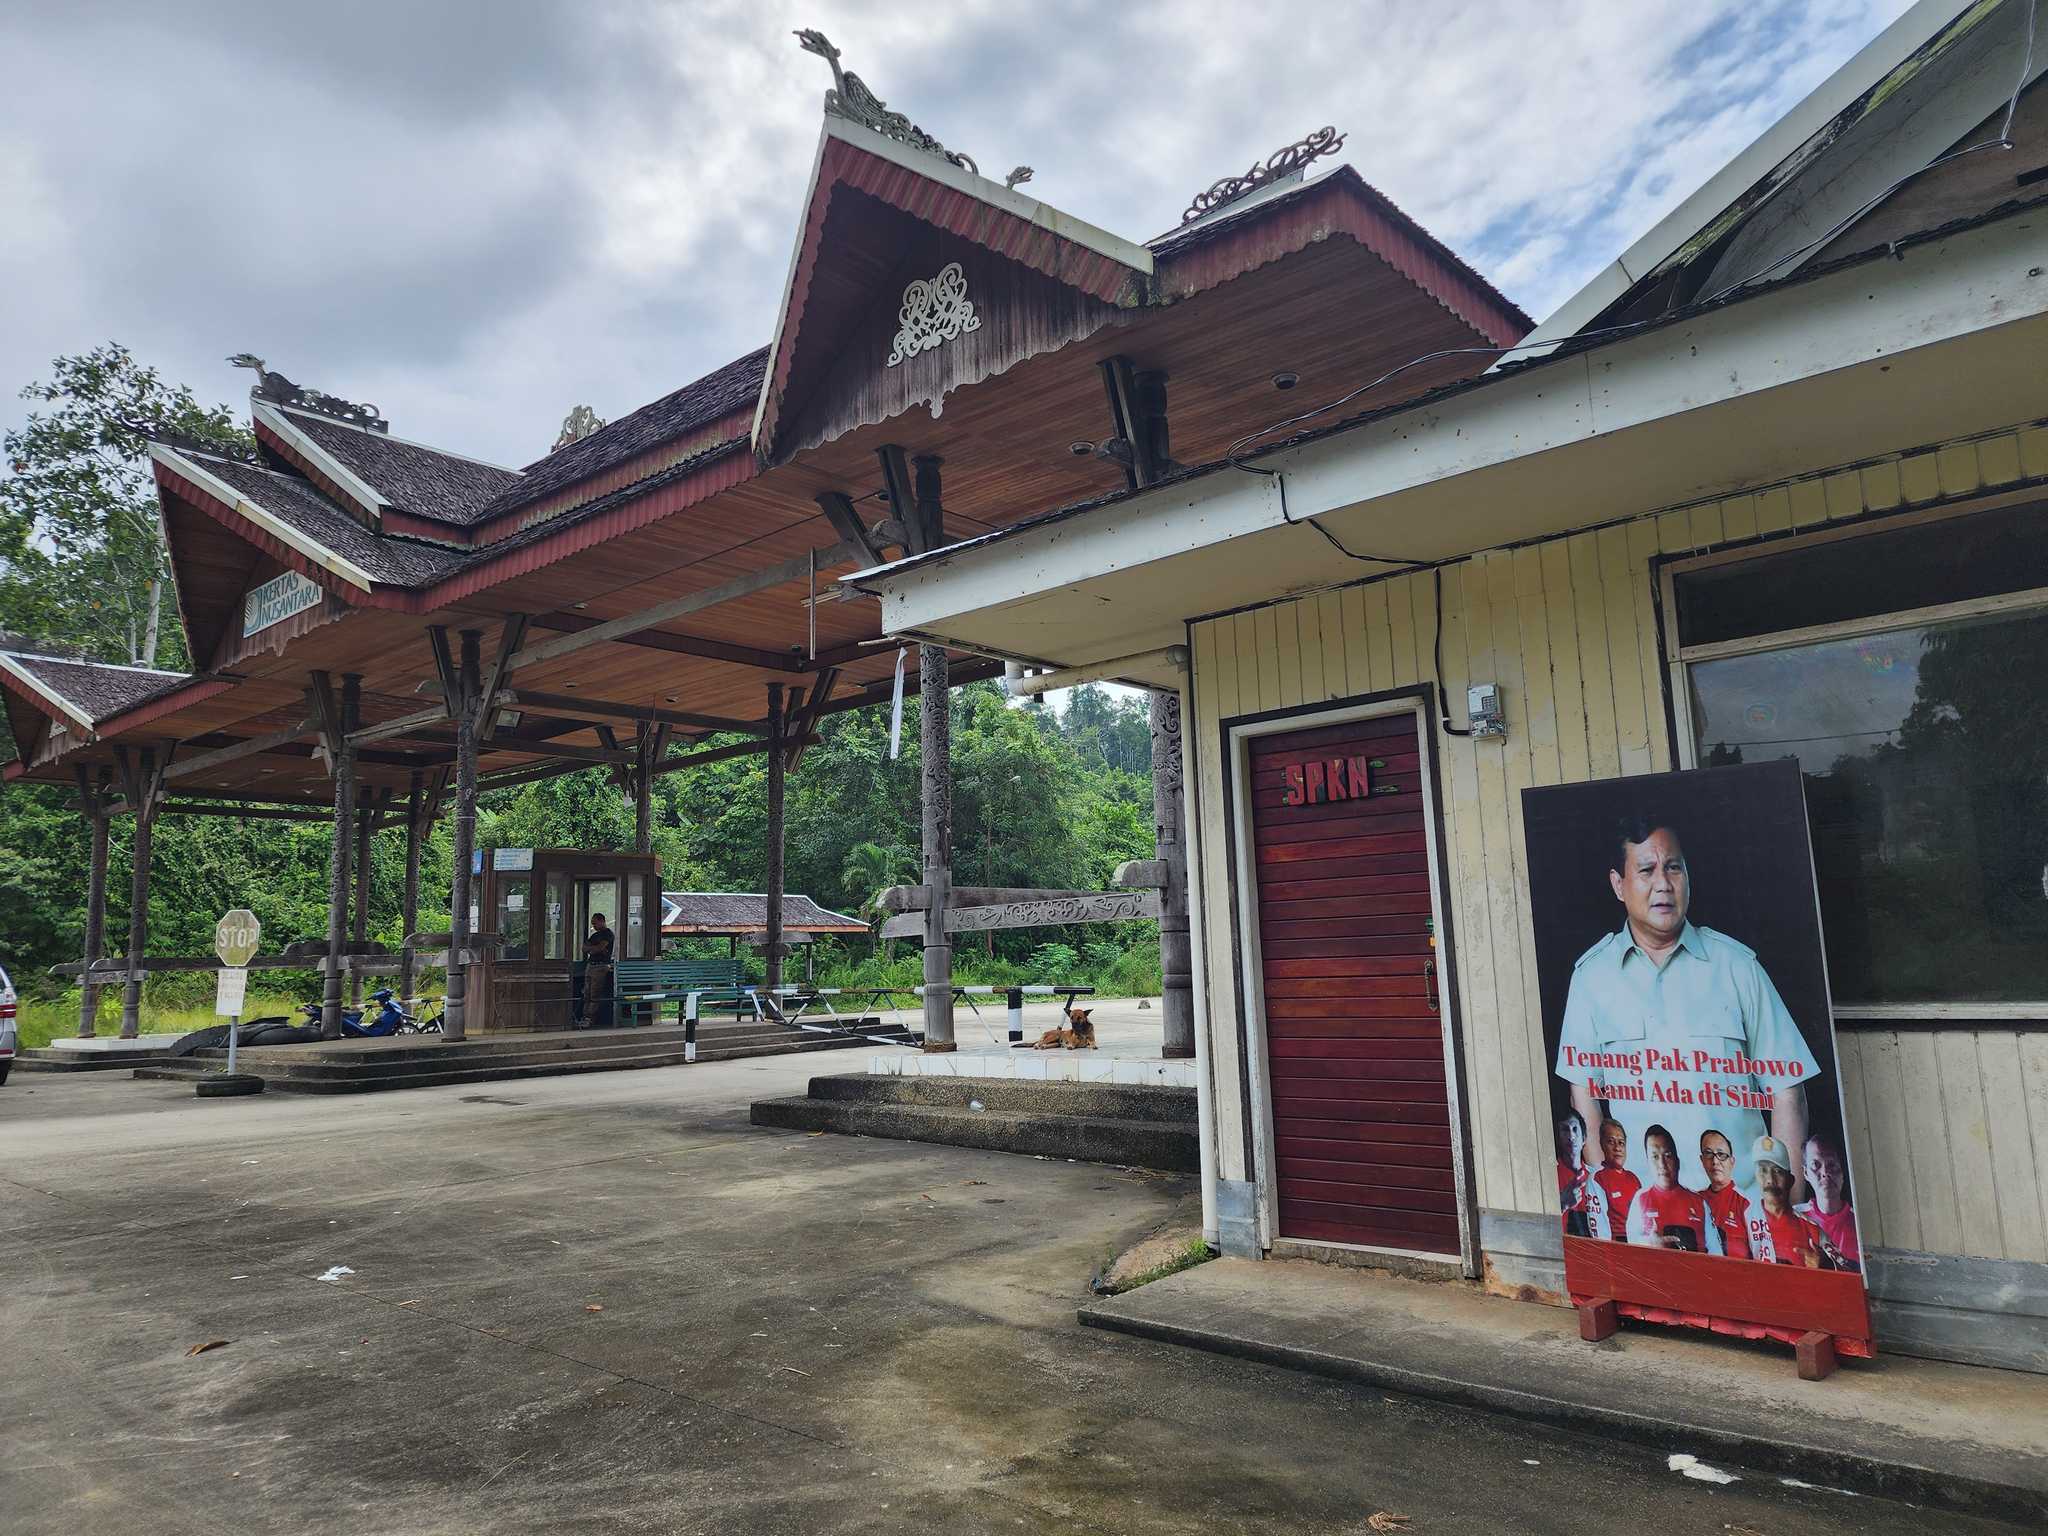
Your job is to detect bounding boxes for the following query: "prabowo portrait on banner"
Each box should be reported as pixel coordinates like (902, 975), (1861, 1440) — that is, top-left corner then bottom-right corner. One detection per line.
(1522, 760), (1870, 1351)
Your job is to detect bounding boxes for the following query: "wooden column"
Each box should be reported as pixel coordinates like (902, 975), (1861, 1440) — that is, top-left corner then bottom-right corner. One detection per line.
(633, 722), (654, 855)
(350, 785), (374, 1007)
(919, 644), (954, 1051)
(1151, 689), (1194, 1059)
(319, 673), (360, 1039)
(400, 770), (424, 1008)
(444, 629), (482, 1042)
(74, 767), (110, 1038)
(114, 749), (163, 1040)
(764, 685), (786, 998)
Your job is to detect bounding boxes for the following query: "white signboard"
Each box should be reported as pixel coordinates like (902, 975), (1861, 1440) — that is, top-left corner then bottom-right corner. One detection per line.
(493, 847), (534, 871)
(243, 570), (323, 637)
(214, 909), (261, 967)
(215, 966), (248, 1017)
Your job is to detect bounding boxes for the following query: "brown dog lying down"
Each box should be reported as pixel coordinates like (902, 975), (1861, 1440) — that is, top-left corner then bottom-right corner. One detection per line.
(1032, 1007), (1097, 1050)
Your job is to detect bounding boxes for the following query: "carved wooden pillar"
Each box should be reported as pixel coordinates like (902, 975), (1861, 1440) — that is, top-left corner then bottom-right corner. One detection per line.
(633, 723), (654, 855)
(350, 786), (373, 1007)
(919, 644), (954, 1051)
(445, 630), (482, 1042)
(75, 767), (110, 1038)
(1151, 690), (1194, 1059)
(319, 674), (360, 1039)
(400, 771), (424, 1009)
(114, 749), (163, 1040)
(764, 686), (787, 1000)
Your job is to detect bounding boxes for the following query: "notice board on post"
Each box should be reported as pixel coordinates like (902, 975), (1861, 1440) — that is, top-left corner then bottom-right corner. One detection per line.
(1520, 760), (1871, 1355)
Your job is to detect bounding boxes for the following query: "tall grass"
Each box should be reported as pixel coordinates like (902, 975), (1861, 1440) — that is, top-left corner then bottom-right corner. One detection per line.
(15, 993), (307, 1051)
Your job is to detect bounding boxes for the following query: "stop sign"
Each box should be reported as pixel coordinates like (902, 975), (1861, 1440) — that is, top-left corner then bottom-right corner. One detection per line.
(214, 909), (261, 968)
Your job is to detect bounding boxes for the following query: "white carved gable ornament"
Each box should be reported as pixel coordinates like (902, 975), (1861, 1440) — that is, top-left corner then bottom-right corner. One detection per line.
(886, 261), (980, 368)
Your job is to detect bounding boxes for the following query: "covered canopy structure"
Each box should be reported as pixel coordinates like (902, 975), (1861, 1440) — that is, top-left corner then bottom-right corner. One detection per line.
(0, 30), (1525, 1055)
(661, 892), (867, 944)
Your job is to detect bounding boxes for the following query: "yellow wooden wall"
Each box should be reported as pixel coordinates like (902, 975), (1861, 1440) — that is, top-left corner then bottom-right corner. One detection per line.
(1188, 422), (2048, 1263)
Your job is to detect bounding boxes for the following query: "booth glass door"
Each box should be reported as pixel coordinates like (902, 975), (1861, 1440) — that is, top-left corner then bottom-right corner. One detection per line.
(1247, 710), (1460, 1256)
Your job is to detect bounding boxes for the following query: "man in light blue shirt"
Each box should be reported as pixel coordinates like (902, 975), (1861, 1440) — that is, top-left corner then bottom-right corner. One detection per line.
(1555, 819), (1817, 1211)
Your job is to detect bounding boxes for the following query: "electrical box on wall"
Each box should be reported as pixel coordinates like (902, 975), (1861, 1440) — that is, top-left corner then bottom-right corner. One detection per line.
(1468, 682), (1507, 740)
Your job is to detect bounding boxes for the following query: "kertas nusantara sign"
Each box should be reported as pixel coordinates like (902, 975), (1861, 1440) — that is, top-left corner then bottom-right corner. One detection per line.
(243, 570), (323, 637)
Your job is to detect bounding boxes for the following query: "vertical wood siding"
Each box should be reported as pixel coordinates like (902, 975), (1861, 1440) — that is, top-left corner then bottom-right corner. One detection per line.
(1190, 422), (2048, 1263)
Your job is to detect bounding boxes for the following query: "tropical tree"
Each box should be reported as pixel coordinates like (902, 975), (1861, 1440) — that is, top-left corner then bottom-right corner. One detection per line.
(1, 343), (249, 666)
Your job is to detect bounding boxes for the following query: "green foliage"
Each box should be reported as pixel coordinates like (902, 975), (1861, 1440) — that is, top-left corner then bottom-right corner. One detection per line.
(1, 343), (251, 667)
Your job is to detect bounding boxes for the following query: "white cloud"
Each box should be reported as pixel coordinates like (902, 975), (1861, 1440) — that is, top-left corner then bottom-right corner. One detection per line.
(0, 0), (1916, 467)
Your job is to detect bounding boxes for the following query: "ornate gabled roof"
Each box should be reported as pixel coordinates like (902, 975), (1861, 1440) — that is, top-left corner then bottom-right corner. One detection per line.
(660, 890), (867, 935)
(155, 447), (470, 590)
(268, 405), (522, 527)
(0, 651), (188, 726)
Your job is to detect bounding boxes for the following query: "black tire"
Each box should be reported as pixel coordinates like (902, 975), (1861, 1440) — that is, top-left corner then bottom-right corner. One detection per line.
(196, 1073), (265, 1097)
(0, 1062), (11, 1087)
(168, 1023), (234, 1059)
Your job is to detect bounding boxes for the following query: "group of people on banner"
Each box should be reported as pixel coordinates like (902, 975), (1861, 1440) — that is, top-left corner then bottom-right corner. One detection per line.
(1556, 1110), (1859, 1270)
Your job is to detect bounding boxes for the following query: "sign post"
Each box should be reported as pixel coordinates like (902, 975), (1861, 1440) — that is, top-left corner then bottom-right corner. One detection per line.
(214, 910), (260, 1080)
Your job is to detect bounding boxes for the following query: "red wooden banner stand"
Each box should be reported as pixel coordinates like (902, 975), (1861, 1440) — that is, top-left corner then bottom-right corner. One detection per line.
(1564, 1236), (1871, 1379)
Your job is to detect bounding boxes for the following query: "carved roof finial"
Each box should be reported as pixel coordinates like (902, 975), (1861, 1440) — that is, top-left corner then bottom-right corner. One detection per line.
(229, 352), (387, 433)
(1180, 126), (1347, 227)
(1004, 166), (1034, 192)
(552, 404), (605, 452)
(794, 27), (979, 177)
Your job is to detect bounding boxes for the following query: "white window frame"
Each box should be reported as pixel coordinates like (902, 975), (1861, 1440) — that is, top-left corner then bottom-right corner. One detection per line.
(1661, 503), (2048, 1021)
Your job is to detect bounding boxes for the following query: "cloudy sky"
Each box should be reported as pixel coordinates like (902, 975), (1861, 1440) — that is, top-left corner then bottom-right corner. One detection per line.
(1, 0), (1916, 468)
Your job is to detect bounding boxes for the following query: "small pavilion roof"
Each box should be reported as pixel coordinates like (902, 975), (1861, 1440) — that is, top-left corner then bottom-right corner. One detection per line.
(661, 891), (867, 937)
(0, 649), (189, 739)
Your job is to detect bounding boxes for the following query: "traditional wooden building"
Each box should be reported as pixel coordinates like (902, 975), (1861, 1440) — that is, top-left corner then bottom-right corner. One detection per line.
(854, 0), (2048, 1371)
(0, 31), (1523, 1058)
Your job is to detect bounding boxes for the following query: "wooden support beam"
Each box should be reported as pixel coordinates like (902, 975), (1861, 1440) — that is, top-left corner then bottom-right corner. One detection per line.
(649, 733), (818, 778)
(74, 765), (111, 1039)
(506, 689), (763, 735)
(477, 614), (530, 744)
(506, 552), (829, 674)
(426, 628), (462, 719)
(159, 803), (330, 821)
(878, 885), (1095, 912)
(163, 717), (317, 781)
(815, 491), (886, 567)
(785, 668), (838, 770)
(527, 612), (805, 673)
(876, 446), (921, 553)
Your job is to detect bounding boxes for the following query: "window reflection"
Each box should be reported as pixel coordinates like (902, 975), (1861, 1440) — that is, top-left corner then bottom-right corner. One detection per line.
(1690, 609), (2048, 1005)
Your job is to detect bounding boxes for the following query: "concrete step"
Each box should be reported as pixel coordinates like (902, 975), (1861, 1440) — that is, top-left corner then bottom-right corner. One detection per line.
(13, 1046), (178, 1072)
(749, 1090), (1199, 1172)
(129, 1021), (919, 1094)
(805, 1072), (1197, 1124)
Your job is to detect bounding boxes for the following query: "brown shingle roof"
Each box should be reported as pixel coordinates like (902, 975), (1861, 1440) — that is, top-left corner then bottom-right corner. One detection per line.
(486, 346), (768, 519)
(281, 408), (522, 527)
(0, 651), (188, 723)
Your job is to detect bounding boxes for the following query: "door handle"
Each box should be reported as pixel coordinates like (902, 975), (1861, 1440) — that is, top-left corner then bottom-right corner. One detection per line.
(1424, 957), (1439, 1014)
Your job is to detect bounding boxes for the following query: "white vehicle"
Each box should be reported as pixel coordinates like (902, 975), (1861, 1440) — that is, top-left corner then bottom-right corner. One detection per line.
(0, 963), (15, 1084)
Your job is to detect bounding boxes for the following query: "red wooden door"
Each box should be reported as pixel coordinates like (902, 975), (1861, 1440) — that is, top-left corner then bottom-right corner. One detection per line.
(1248, 712), (1459, 1255)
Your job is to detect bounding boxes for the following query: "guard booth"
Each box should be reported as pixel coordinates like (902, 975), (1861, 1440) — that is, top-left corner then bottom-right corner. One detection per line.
(472, 849), (662, 1032)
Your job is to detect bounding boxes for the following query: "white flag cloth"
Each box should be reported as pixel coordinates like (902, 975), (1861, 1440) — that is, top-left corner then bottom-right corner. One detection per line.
(887, 647), (908, 759)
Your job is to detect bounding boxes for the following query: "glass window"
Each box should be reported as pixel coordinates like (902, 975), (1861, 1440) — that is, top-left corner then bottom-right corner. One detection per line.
(1688, 606), (2048, 1005)
(544, 874), (567, 960)
(493, 876), (531, 961)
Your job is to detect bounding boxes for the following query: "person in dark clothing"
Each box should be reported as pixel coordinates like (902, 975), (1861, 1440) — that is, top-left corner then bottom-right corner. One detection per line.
(583, 913), (615, 1029)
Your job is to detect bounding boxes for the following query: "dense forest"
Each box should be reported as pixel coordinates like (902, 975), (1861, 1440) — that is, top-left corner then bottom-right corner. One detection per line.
(0, 347), (1164, 1026)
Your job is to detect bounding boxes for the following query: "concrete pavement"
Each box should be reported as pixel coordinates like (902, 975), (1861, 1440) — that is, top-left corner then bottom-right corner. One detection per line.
(1, 1058), (2032, 1533)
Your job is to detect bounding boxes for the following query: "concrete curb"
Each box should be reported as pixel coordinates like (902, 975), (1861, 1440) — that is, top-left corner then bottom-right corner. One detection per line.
(1078, 1303), (2047, 1526)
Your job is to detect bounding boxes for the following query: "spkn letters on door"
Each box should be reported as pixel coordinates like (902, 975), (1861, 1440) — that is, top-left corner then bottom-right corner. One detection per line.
(1281, 755), (1373, 807)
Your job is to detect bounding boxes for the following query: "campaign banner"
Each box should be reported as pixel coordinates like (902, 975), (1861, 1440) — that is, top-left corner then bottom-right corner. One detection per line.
(1521, 760), (1869, 1347)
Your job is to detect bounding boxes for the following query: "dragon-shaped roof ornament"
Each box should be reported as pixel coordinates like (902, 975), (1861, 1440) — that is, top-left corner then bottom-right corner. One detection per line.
(228, 353), (388, 433)
(795, 29), (980, 178)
